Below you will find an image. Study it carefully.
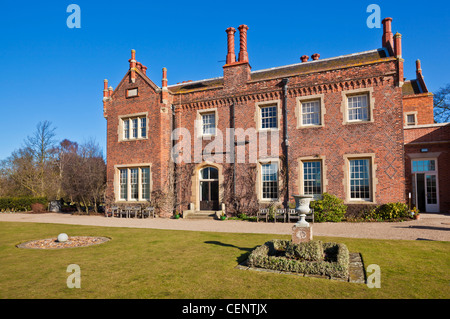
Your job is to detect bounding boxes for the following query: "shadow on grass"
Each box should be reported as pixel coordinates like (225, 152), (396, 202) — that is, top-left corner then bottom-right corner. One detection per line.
(204, 241), (258, 264)
(394, 225), (450, 231)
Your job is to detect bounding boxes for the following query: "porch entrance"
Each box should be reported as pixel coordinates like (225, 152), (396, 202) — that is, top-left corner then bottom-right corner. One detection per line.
(199, 166), (219, 211)
(411, 159), (439, 213)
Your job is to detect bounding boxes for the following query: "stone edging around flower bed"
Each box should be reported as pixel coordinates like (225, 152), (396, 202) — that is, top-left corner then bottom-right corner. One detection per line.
(16, 236), (111, 249)
(236, 252), (366, 284)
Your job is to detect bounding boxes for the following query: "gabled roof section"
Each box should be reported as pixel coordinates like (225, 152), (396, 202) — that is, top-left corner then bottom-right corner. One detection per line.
(168, 49), (389, 94)
(111, 68), (161, 98)
(402, 80), (423, 96)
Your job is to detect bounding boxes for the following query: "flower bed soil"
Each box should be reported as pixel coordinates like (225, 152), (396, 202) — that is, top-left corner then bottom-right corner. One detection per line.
(16, 236), (110, 249)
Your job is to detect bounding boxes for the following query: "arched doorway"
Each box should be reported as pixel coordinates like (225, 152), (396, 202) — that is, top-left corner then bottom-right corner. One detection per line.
(199, 166), (219, 210)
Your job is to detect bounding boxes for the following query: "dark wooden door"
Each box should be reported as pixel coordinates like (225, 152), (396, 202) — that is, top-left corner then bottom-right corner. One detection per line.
(200, 180), (219, 210)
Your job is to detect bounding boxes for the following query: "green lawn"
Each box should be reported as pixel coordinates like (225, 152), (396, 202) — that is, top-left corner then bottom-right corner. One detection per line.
(0, 221), (449, 299)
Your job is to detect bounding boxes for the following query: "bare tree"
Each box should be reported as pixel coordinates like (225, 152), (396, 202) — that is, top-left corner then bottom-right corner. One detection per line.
(434, 84), (450, 123)
(60, 140), (106, 214)
(1, 147), (38, 196)
(24, 121), (59, 198)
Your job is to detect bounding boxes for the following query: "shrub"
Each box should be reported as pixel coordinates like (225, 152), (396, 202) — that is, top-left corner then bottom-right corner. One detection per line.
(0, 197), (48, 212)
(367, 202), (410, 221)
(310, 193), (347, 222)
(345, 204), (378, 221)
(247, 240), (350, 279)
(31, 203), (45, 214)
(284, 240), (324, 261)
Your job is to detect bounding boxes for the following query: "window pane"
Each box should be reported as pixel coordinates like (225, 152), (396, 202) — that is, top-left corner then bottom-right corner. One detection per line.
(140, 117), (147, 138)
(130, 168), (138, 199)
(407, 114), (415, 125)
(124, 120), (130, 139)
(261, 105), (277, 129)
(302, 101), (321, 125)
(412, 160), (436, 172)
(119, 169), (128, 200)
(202, 113), (216, 135)
(349, 159), (370, 200)
(426, 175), (437, 204)
(132, 118), (138, 138)
(303, 161), (322, 195)
(262, 163), (278, 199)
(200, 167), (218, 180)
(141, 167), (150, 200)
(348, 95), (368, 121)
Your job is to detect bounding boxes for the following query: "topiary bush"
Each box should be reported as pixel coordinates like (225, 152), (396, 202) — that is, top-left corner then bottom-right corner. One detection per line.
(310, 193), (347, 222)
(247, 239), (350, 279)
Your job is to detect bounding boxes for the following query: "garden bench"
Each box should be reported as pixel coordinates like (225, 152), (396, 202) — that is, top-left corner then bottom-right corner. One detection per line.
(106, 206), (119, 218)
(141, 207), (155, 219)
(257, 208), (269, 222)
(274, 208), (286, 223)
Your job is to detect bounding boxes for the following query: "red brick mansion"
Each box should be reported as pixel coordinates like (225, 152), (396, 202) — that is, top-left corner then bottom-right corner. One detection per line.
(103, 17), (449, 217)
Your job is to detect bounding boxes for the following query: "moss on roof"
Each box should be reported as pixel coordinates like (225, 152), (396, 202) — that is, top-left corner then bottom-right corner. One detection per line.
(168, 49), (389, 94)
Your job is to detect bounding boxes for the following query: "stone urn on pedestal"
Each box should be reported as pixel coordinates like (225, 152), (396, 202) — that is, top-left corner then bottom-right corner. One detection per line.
(291, 194), (314, 243)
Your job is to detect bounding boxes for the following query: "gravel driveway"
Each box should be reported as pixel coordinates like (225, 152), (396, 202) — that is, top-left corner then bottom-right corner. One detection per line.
(1, 212), (449, 241)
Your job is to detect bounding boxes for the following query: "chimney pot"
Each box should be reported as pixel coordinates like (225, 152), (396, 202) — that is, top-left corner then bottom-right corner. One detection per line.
(103, 79), (108, 98)
(238, 24), (249, 63)
(162, 67), (168, 87)
(311, 53), (320, 60)
(382, 17), (394, 53)
(394, 32), (402, 58)
(300, 55), (309, 62)
(130, 50), (136, 83)
(225, 27), (237, 64)
(416, 59), (422, 77)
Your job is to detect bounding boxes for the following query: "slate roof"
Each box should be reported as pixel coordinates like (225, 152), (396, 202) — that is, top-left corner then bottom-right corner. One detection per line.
(402, 80), (423, 96)
(168, 48), (389, 94)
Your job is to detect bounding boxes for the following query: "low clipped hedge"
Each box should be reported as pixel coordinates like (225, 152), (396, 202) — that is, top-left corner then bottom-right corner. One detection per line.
(345, 202), (412, 221)
(247, 239), (350, 279)
(0, 197), (48, 212)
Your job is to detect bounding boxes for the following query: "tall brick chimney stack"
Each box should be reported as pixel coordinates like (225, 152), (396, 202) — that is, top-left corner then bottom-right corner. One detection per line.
(108, 86), (113, 97)
(394, 32), (402, 58)
(382, 18), (394, 55)
(223, 25), (251, 90)
(129, 49), (136, 83)
(162, 67), (169, 104)
(226, 27), (236, 64)
(416, 59), (422, 77)
(393, 31), (404, 87)
(103, 79), (108, 99)
(238, 24), (249, 63)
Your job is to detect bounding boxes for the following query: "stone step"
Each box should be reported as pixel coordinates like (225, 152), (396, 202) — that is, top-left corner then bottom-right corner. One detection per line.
(184, 211), (218, 220)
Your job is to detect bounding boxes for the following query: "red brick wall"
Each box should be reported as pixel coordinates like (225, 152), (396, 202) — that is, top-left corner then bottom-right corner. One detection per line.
(403, 93), (434, 125)
(104, 71), (172, 215)
(171, 59), (406, 211)
(105, 55), (410, 215)
(404, 124), (450, 213)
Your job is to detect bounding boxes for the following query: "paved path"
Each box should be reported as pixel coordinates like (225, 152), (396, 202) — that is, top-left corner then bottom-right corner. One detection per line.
(1, 212), (449, 241)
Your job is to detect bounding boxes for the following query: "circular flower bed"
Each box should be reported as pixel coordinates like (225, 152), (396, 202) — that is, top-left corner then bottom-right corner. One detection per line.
(16, 236), (110, 249)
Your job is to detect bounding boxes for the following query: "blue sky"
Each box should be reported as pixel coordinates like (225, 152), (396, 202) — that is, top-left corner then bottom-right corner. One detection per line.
(0, 0), (449, 161)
